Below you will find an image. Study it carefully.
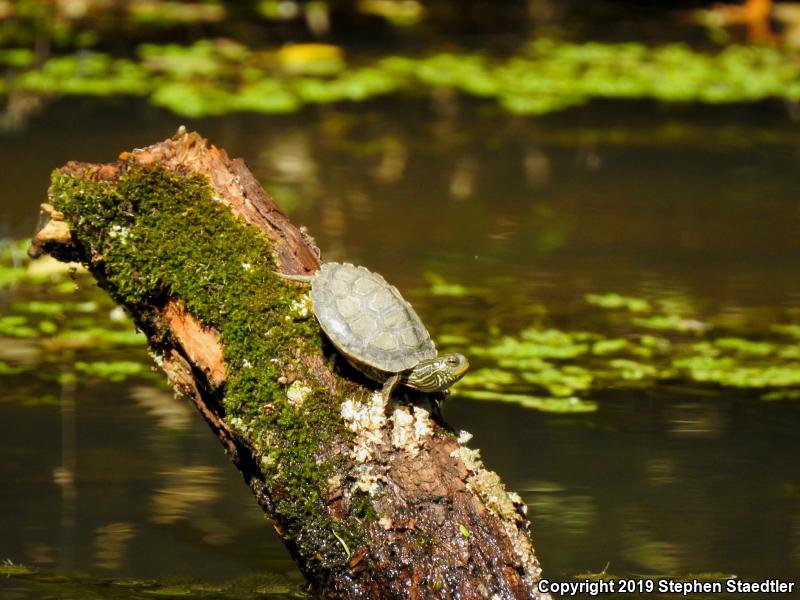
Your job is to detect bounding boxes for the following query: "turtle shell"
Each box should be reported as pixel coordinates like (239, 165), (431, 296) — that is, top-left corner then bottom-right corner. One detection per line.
(309, 262), (436, 373)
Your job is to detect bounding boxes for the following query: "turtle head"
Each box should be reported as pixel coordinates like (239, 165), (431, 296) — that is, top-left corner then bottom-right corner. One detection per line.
(405, 353), (469, 393)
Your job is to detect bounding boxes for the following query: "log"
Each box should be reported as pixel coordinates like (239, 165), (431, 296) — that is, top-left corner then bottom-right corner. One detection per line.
(29, 128), (551, 599)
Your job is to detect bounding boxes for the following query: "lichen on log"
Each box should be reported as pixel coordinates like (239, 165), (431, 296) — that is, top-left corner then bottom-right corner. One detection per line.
(29, 129), (551, 599)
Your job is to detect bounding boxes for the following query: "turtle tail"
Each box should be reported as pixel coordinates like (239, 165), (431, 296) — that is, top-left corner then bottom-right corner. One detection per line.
(273, 271), (315, 284)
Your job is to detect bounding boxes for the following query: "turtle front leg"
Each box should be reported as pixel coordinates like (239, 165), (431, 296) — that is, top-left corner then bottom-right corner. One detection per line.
(381, 373), (401, 403)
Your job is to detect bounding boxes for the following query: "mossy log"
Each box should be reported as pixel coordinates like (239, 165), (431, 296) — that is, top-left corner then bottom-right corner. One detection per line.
(29, 129), (551, 600)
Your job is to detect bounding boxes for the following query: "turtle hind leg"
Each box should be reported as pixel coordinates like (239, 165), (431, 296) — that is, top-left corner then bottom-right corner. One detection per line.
(381, 373), (401, 404)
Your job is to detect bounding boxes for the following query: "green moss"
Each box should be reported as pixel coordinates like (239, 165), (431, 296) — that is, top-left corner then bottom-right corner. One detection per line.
(48, 162), (368, 577)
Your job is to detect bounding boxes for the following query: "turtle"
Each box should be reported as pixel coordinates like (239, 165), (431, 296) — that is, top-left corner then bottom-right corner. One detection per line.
(278, 262), (469, 401)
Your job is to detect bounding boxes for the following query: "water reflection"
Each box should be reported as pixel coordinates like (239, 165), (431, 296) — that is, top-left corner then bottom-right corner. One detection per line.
(621, 524), (684, 573)
(666, 403), (725, 438)
(2, 99), (799, 316)
(93, 522), (137, 571)
(448, 156), (477, 200)
(522, 147), (551, 188)
(56, 363), (77, 573)
(128, 385), (192, 431)
(645, 457), (678, 487)
(528, 491), (596, 536)
(151, 466), (236, 545)
(373, 136), (407, 183)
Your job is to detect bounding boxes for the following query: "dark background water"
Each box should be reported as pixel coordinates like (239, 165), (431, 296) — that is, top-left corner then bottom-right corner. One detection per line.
(1, 94), (799, 593)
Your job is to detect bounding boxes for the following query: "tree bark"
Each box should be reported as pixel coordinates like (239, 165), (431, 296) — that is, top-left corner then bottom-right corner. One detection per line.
(29, 129), (551, 600)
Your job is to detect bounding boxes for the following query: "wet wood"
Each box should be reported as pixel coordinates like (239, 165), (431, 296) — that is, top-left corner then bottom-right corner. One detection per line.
(30, 129), (551, 600)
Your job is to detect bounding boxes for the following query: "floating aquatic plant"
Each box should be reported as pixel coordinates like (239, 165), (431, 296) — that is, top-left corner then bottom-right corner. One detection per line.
(435, 280), (800, 411)
(3, 39), (800, 118)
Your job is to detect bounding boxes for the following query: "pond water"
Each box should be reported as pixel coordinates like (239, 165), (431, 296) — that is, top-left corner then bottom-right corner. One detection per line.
(1, 95), (799, 597)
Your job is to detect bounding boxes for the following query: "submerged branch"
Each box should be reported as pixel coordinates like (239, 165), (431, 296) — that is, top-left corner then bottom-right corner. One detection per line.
(30, 129), (550, 599)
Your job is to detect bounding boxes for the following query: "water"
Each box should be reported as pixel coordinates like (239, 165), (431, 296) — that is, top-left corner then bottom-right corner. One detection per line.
(1, 96), (799, 594)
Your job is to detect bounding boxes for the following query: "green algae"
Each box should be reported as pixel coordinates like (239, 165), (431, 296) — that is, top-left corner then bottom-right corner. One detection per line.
(608, 359), (661, 381)
(592, 338), (630, 356)
(0, 560), (309, 599)
(586, 293), (651, 313)
(0, 361), (26, 376)
(16, 53), (150, 96)
(0, 239), (33, 288)
(424, 272), (490, 298)
(0, 560), (37, 576)
(455, 309), (800, 410)
(431, 272), (800, 411)
(130, 1), (226, 27)
(49, 326), (146, 348)
(713, 337), (776, 356)
(0, 315), (38, 338)
(46, 162), (367, 577)
(457, 389), (598, 413)
(0, 241), (151, 382)
(4, 39), (800, 118)
(471, 328), (592, 361)
(75, 360), (153, 382)
(0, 47), (34, 67)
(631, 314), (709, 333)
